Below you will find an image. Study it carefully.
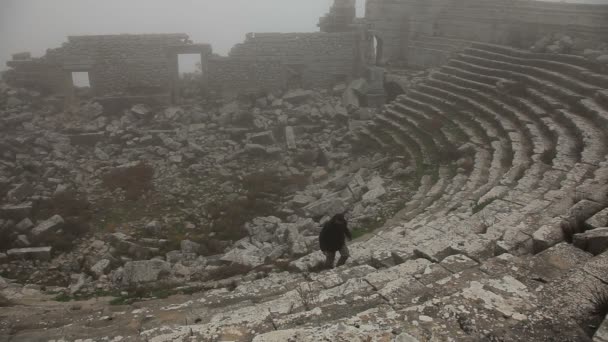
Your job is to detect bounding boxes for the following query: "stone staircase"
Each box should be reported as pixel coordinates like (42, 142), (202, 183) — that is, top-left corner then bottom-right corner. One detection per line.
(2, 43), (608, 341)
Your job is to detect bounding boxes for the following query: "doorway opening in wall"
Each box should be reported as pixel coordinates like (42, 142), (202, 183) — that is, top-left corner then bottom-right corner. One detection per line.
(372, 36), (384, 66)
(177, 53), (203, 99)
(178, 54), (202, 79)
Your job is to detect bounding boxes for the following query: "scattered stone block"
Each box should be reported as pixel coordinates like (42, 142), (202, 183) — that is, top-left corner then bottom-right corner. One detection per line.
(220, 241), (268, 268)
(439, 254), (479, 273)
(527, 242), (592, 281)
(121, 260), (171, 286)
(303, 198), (346, 218)
(90, 259), (111, 277)
(532, 218), (564, 253)
(131, 104), (150, 116)
(14, 218), (34, 232)
(244, 143), (269, 155)
(285, 126), (296, 150)
(0, 202), (33, 221)
(180, 240), (202, 255)
(587, 208), (608, 228)
(573, 228), (608, 255)
(595, 316), (608, 342)
(283, 89), (314, 104)
(247, 131), (275, 145)
(7, 247), (52, 261)
(568, 200), (604, 220)
(291, 194), (316, 207)
(68, 132), (106, 147)
(30, 215), (64, 238)
(362, 185), (386, 202)
(2, 112), (33, 125)
(7, 183), (34, 203)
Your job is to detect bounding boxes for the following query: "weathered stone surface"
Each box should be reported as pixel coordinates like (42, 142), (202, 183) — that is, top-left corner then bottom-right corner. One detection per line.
(0, 203), (33, 220)
(587, 208), (608, 228)
(30, 215), (64, 238)
(595, 316), (608, 342)
(90, 259), (111, 277)
(569, 200), (604, 220)
(364, 258), (430, 289)
(6, 247), (52, 261)
(6, 183), (34, 202)
(532, 218), (564, 253)
(303, 198), (345, 217)
(68, 132), (105, 146)
(573, 228), (608, 255)
(131, 104), (150, 116)
(283, 89), (314, 104)
(439, 254), (479, 273)
(247, 131), (275, 145)
(362, 185), (386, 202)
(14, 218), (34, 233)
(121, 260), (171, 286)
(527, 242), (592, 281)
(180, 240), (202, 255)
(285, 126), (296, 150)
(220, 241), (269, 268)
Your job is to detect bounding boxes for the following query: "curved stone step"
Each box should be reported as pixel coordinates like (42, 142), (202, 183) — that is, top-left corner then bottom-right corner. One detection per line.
(463, 47), (608, 89)
(397, 90), (499, 216)
(449, 57), (598, 98)
(471, 42), (606, 74)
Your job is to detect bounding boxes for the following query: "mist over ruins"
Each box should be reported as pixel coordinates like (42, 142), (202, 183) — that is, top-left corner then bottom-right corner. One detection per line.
(1, 0), (608, 341)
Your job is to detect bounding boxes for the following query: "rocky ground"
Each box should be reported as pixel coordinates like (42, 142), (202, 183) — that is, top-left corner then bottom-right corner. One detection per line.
(0, 80), (419, 306)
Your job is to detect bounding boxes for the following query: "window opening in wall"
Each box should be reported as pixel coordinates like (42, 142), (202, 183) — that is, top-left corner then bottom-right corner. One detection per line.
(178, 53), (202, 79)
(355, 0), (365, 17)
(71, 71), (90, 88)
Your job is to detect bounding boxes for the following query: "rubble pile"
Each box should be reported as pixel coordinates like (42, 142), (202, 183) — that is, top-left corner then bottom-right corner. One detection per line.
(0, 80), (419, 299)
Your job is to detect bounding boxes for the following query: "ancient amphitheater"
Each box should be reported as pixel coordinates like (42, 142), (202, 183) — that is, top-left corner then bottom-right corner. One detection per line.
(1, 0), (608, 341)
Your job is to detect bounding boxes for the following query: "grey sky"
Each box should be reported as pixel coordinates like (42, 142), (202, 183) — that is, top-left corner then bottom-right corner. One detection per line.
(0, 0), (605, 72)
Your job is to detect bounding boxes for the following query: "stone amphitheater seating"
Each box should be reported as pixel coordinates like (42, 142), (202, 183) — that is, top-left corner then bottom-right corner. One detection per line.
(5, 41), (608, 341)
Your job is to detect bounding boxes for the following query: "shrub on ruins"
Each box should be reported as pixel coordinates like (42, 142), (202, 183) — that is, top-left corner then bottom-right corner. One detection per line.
(101, 162), (154, 200)
(560, 212), (592, 243)
(419, 118), (444, 133)
(205, 263), (253, 282)
(438, 144), (463, 164)
(0, 292), (11, 307)
(204, 169), (310, 243)
(205, 195), (274, 242)
(590, 287), (608, 320)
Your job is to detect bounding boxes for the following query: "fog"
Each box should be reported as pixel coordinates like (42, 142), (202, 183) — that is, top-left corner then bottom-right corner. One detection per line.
(0, 0), (366, 71)
(0, 0), (604, 72)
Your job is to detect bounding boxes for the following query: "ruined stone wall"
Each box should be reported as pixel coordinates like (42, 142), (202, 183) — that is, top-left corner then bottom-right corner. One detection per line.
(208, 57), (285, 96)
(6, 34), (189, 96)
(54, 34), (189, 95)
(366, 0), (608, 62)
(4, 57), (65, 93)
(209, 32), (359, 93)
(319, 0), (357, 33)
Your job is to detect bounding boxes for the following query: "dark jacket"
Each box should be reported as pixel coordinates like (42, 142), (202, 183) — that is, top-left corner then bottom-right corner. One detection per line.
(319, 214), (352, 252)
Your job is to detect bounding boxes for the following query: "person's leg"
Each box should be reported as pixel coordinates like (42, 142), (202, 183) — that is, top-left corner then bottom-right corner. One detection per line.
(323, 251), (336, 269)
(336, 244), (350, 267)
